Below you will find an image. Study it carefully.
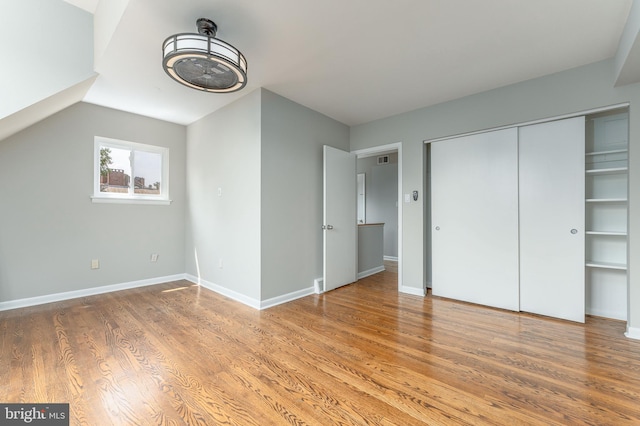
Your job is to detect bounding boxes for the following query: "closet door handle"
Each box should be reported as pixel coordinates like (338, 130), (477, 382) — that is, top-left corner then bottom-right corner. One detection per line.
(570, 229), (578, 234)
(435, 226), (441, 231)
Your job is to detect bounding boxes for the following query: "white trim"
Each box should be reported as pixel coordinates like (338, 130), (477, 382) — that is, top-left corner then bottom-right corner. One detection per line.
(1, 273), (317, 313)
(185, 274), (315, 310)
(352, 142), (404, 294)
(91, 196), (172, 205)
(185, 274), (261, 309)
(625, 326), (640, 340)
(260, 287), (316, 309)
(0, 274), (185, 312)
(383, 256), (398, 261)
(399, 285), (426, 297)
(358, 265), (385, 280)
(314, 278), (324, 294)
(424, 102), (630, 144)
(398, 143), (403, 295)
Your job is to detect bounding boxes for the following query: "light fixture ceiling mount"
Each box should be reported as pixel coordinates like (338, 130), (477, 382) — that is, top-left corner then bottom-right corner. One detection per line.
(162, 18), (248, 93)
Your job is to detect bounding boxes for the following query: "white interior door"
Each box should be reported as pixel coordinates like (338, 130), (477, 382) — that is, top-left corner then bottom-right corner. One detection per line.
(323, 145), (357, 292)
(519, 117), (585, 323)
(430, 128), (520, 311)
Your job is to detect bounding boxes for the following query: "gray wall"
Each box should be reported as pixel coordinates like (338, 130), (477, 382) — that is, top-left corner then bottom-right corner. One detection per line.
(350, 59), (640, 331)
(185, 89), (262, 301)
(185, 88), (349, 303)
(0, 102), (186, 302)
(356, 154), (398, 258)
(0, 88), (348, 307)
(260, 90), (350, 300)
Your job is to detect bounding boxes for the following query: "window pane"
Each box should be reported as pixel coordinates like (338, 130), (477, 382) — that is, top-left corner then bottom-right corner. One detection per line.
(133, 150), (162, 195)
(100, 146), (131, 193)
(94, 136), (169, 203)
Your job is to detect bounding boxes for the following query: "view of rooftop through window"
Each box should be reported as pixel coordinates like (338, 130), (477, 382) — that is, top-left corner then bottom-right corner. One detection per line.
(100, 146), (162, 195)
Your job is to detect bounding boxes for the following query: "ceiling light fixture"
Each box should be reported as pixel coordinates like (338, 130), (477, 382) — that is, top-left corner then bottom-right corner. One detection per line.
(162, 18), (247, 93)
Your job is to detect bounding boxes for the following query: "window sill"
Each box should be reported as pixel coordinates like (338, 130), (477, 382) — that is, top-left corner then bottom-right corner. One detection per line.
(91, 196), (172, 205)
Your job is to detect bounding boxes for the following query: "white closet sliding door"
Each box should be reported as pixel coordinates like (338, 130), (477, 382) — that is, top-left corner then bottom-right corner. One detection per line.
(519, 117), (585, 323)
(431, 128), (519, 311)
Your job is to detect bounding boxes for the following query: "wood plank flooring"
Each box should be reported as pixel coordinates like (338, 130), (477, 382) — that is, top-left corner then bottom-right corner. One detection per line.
(2, 269), (640, 425)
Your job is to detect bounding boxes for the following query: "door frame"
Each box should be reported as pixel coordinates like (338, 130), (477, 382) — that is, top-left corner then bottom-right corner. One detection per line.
(352, 142), (403, 292)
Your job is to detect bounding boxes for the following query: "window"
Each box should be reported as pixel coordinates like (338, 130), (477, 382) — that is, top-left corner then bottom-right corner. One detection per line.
(92, 136), (170, 204)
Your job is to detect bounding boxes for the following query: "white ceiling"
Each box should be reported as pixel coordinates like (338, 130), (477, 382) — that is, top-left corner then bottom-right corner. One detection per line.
(64, 0), (638, 126)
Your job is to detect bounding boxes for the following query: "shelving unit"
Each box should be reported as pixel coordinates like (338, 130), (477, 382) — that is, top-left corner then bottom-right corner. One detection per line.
(585, 109), (628, 320)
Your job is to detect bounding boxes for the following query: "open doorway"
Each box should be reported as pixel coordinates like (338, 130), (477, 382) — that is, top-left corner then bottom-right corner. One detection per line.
(352, 143), (402, 291)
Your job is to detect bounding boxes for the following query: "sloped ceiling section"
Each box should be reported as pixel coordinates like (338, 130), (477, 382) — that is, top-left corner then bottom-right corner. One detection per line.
(0, 76), (97, 142)
(63, 0), (99, 13)
(0, 0), (96, 140)
(616, 0), (640, 86)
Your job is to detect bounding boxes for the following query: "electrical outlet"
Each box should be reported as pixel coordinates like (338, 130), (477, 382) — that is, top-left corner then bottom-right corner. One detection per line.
(151, 253), (159, 262)
(218, 187), (222, 197)
(91, 259), (100, 269)
(218, 258), (223, 269)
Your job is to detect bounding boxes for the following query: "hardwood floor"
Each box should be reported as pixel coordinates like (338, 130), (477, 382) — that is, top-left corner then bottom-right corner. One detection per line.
(383, 259), (398, 274)
(2, 270), (640, 425)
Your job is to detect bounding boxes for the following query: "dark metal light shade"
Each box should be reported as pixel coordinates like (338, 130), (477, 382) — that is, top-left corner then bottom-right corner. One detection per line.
(162, 19), (247, 93)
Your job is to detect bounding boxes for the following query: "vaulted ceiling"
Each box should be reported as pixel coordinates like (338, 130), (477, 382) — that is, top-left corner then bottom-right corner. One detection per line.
(2, 0), (638, 141)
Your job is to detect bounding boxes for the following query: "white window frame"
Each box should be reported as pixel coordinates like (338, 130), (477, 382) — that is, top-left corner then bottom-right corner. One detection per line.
(92, 136), (171, 205)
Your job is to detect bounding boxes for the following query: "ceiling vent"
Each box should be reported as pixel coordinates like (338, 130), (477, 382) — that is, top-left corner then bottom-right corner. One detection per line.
(377, 155), (390, 165)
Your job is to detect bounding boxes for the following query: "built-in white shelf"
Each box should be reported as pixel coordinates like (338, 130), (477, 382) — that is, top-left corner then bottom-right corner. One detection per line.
(586, 231), (627, 236)
(586, 261), (627, 271)
(584, 109), (629, 320)
(585, 149), (628, 156)
(585, 198), (628, 203)
(586, 167), (628, 175)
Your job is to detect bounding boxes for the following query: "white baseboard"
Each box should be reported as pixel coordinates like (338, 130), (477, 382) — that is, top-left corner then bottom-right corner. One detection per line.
(185, 274), (315, 310)
(0, 272), (319, 313)
(1, 271), (423, 313)
(184, 274), (261, 309)
(625, 326), (640, 340)
(260, 287), (316, 309)
(358, 265), (385, 280)
(383, 256), (398, 261)
(0, 274), (186, 312)
(399, 285), (426, 297)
